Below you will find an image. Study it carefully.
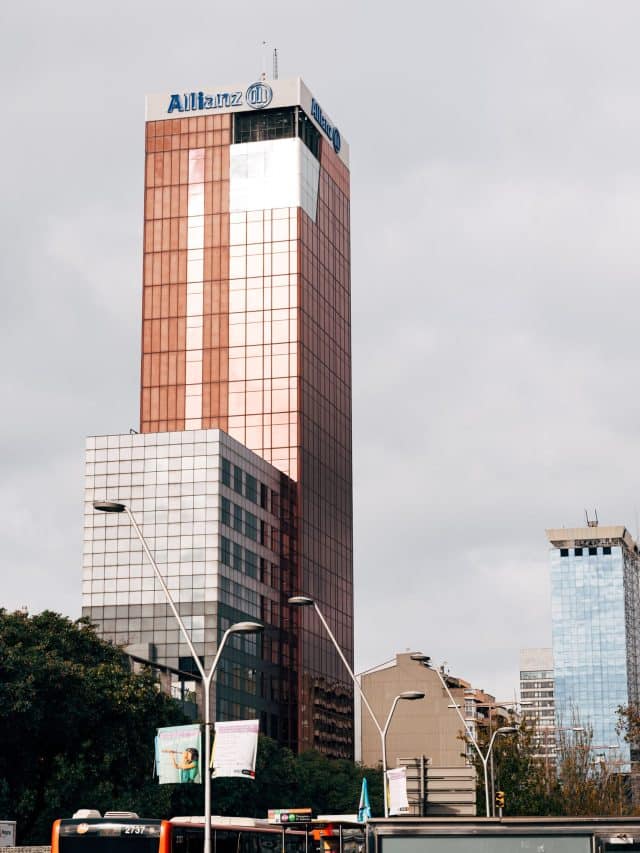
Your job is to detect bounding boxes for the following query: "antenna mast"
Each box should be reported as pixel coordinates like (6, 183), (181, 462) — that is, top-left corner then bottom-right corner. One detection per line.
(585, 509), (599, 528)
(273, 48), (279, 80)
(260, 40), (267, 81)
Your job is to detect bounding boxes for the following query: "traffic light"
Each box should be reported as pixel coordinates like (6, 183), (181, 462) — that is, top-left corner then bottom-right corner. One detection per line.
(495, 790), (505, 810)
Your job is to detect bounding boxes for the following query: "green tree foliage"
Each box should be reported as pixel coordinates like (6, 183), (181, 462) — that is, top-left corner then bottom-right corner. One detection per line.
(469, 719), (631, 817)
(488, 724), (559, 815)
(170, 739), (382, 820)
(0, 609), (186, 842)
(0, 609), (383, 842)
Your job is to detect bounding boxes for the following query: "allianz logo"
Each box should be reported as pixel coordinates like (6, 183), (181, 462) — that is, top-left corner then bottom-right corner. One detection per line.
(167, 83), (273, 114)
(311, 98), (341, 154)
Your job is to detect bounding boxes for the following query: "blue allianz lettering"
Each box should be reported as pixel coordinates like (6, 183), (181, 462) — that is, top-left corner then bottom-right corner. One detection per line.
(246, 82), (273, 109)
(310, 98), (341, 154)
(167, 91), (244, 114)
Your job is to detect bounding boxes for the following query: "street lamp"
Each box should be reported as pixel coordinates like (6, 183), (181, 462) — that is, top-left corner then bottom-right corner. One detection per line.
(446, 696), (520, 814)
(410, 653), (517, 817)
(94, 500), (263, 853)
(288, 595), (425, 816)
(380, 692), (425, 817)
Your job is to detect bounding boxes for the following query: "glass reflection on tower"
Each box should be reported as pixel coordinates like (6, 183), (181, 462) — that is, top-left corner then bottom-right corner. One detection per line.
(137, 79), (353, 757)
(548, 525), (640, 770)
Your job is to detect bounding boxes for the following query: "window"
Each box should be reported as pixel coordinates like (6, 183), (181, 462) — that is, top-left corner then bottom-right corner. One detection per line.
(574, 547), (583, 556)
(589, 547), (597, 556)
(221, 497), (231, 527)
(245, 549), (258, 579)
(233, 503), (243, 532)
(245, 511), (258, 541)
(245, 474), (257, 503)
(233, 465), (243, 495)
(560, 548), (569, 557)
(221, 536), (231, 567)
(297, 108), (320, 158)
(234, 107), (295, 143)
(233, 106), (321, 159)
(260, 483), (269, 510)
(222, 458), (231, 487)
(603, 546), (612, 555)
(232, 542), (243, 572)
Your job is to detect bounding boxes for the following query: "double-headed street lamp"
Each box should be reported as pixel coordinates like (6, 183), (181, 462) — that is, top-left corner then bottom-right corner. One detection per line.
(410, 653), (516, 817)
(288, 595), (425, 817)
(94, 501), (263, 853)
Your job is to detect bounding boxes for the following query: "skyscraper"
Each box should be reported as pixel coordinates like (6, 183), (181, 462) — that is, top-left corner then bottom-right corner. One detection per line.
(82, 77), (353, 758)
(547, 524), (640, 769)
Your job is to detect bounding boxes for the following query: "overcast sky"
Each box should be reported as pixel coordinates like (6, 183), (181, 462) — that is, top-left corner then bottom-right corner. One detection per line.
(3, 0), (640, 701)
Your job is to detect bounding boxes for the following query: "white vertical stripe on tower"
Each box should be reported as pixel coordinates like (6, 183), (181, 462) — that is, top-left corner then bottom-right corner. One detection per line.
(185, 148), (205, 429)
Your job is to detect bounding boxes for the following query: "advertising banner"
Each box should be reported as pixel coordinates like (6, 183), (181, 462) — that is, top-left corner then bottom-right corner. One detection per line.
(211, 719), (259, 779)
(155, 724), (202, 784)
(387, 766), (409, 815)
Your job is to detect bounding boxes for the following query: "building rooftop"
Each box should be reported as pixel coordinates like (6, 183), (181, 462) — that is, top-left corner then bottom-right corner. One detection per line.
(546, 525), (637, 552)
(145, 76), (349, 166)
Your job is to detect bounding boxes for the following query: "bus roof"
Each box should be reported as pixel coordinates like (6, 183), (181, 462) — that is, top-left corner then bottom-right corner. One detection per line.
(170, 817), (275, 828)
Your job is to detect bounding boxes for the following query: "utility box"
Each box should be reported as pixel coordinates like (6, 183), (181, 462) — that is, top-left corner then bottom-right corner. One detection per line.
(0, 821), (16, 847)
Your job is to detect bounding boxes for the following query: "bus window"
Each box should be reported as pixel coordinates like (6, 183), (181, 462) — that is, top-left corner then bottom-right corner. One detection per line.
(55, 820), (162, 853)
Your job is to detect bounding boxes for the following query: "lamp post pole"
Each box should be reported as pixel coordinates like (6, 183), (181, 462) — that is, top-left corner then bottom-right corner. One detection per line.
(288, 595), (424, 817)
(410, 654), (516, 817)
(380, 692), (425, 816)
(94, 501), (263, 853)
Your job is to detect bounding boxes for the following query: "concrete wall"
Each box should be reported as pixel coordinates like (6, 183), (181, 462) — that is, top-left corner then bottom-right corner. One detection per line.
(360, 653), (468, 768)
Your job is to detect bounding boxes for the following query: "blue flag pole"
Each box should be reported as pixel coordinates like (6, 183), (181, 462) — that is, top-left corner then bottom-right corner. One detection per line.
(358, 777), (372, 822)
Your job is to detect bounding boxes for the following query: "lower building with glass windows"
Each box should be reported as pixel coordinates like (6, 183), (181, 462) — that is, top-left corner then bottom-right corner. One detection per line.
(519, 647), (556, 761)
(82, 429), (298, 745)
(547, 524), (640, 770)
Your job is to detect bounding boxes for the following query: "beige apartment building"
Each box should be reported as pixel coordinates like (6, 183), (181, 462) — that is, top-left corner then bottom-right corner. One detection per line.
(359, 652), (508, 768)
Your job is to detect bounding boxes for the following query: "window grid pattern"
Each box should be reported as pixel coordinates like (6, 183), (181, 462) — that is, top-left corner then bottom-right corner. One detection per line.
(295, 138), (353, 756)
(82, 428), (296, 743)
(226, 206), (299, 479)
(142, 114), (231, 433)
(140, 107), (353, 758)
(550, 543), (636, 768)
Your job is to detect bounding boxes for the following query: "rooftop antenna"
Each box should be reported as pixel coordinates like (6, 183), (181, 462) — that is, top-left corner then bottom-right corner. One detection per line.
(273, 48), (279, 80)
(585, 508), (599, 528)
(260, 40), (268, 81)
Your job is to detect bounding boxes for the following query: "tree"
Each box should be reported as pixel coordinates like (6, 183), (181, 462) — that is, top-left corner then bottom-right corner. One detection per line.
(0, 609), (384, 842)
(169, 740), (383, 819)
(490, 723), (560, 815)
(461, 708), (632, 818)
(0, 609), (187, 843)
(554, 725), (628, 816)
(484, 719), (631, 816)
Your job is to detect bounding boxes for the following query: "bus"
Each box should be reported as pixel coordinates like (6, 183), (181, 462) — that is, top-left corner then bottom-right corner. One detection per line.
(51, 813), (310, 853)
(365, 816), (640, 853)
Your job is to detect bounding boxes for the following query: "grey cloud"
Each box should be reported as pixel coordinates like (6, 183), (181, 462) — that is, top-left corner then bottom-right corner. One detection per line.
(3, 0), (640, 702)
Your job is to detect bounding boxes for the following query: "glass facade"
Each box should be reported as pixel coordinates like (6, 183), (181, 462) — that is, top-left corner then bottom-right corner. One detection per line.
(86, 81), (353, 758)
(82, 429), (297, 743)
(549, 532), (640, 769)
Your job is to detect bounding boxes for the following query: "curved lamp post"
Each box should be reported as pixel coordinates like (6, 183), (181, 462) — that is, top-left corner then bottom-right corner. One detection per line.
(381, 691), (426, 816)
(288, 595), (425, 816)
(94, 500), (263, 853)
(410, 653), (516, 817)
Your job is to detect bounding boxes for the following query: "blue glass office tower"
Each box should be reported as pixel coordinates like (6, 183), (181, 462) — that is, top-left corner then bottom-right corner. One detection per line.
(548, 525), (640, 770)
